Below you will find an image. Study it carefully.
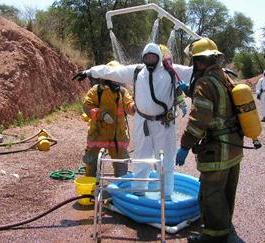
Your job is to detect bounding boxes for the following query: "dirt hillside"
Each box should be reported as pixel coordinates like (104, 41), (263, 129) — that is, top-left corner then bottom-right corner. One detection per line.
(0, 17), (90, 125)
(242, 75), (262, 91)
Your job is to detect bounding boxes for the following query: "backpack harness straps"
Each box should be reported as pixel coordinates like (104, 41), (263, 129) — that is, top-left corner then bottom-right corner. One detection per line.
(133, 65), (176, 136)
(96, 84), (131, 144)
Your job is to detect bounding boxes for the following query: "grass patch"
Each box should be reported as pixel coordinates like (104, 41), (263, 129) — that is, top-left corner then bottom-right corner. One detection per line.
(55, 102), (83, 114)
(0, 124), (5, 134)
(5, 101), (84, 129)
(35, 34), (90, 67)
(44, 101), (83, 124)
(11, 111), (39, 128)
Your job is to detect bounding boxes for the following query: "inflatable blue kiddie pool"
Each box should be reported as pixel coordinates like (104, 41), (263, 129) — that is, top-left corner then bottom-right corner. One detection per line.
(107, 172), (200, 225)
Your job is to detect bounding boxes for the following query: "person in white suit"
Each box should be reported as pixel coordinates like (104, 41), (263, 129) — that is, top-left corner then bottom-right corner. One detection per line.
(74, 43), (192, 199)
(256, 71), (265, 122)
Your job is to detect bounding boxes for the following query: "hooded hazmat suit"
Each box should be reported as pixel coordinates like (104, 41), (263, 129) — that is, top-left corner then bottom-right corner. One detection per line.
(86, 43), (193, 197)
(256, 72), (265, 120)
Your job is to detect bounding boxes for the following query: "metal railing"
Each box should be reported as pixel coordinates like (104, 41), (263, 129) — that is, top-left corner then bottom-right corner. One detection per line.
(93, 148), (166, 243)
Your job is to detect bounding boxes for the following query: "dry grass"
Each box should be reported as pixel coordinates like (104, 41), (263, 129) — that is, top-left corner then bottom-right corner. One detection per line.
(48, 37), (89, 67)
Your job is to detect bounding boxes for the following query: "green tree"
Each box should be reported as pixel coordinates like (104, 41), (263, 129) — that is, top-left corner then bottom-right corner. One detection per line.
(32, 0), (255, 65)
(48, 0), (114, 64)
(233, 51), (264, 78)
(161, 0), (189, 63)
(188, 0), (228, 36)
(20, 6), (38, 31)
(214, 12), (254, 61)
(110, 0), (154, 63)
(233, 52), (254, 78)
(0, 4), (20, 22)
(35, 5), (75, 41)
(44, 0), (149, 64)
(159, 0), (254, 64)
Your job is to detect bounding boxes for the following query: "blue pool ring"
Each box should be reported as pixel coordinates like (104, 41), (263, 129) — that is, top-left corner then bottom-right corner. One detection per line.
(107, 172), (200, 225)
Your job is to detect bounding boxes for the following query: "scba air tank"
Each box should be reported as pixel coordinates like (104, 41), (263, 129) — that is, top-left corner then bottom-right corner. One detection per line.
(232, 84), (262, 141)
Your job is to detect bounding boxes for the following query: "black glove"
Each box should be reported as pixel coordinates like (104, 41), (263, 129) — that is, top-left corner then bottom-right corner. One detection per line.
(72, 70), (91, 81)
(257, 93), (261, 100)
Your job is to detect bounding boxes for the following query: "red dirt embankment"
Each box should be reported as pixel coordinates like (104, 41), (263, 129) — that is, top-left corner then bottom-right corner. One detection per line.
(0, 17), (89, 125)
(242, 75), (262, 91)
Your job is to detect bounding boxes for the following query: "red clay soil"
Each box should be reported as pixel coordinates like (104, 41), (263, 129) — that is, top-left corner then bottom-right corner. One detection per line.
(0, 17), (90, 125)
(242, 75), (262, 91)
(0, 99), (265, 243)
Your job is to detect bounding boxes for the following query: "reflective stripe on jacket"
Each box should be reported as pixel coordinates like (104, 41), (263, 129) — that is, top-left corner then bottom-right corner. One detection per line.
(87, 141), (129, 149)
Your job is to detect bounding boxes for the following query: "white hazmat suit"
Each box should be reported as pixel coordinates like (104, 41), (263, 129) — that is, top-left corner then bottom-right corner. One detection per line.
(256, 72), (265, 120)
(87, 43), (193, 197)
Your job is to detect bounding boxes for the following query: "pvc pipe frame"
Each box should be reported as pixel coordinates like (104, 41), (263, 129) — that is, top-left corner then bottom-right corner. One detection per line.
(107, 204), (200, 234)
(106, 3), (200, 39)
(101, 158), (161, 164)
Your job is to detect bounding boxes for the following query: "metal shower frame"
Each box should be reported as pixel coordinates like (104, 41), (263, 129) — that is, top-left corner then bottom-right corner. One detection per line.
(106, 3), (200, 39)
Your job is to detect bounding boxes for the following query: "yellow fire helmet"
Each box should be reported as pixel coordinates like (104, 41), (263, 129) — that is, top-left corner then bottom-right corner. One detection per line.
(189, 38), (223, 57)
(106, 60), (123, 68)
(159, 44), (171, 56)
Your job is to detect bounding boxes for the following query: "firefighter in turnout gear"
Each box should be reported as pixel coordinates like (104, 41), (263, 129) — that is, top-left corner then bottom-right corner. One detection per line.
(76, 61), (135, 177)
(176, 38), (244, 243)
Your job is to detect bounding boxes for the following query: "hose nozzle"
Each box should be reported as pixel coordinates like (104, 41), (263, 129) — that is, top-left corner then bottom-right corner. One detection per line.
(253, 139), (262, 149)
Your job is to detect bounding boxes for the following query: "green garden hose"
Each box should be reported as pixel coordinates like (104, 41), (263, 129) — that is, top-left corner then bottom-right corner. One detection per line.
(49, 170), (75, 180)
(49, 166), (86, 180)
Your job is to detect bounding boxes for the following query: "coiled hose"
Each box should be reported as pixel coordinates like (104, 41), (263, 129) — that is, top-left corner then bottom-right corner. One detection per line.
(0, 138), (57, 155)
(0, 194), (94, 230)
(0, 129), (57, 155)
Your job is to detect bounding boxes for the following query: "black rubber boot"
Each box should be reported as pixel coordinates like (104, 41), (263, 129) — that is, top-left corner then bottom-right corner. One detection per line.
(102, 190), (111, 200)
(85, 164), (96, 177)
(187, 234), (228, 243)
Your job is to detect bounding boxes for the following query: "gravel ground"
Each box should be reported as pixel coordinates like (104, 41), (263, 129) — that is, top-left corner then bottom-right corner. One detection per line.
(0, 99), (264, 243)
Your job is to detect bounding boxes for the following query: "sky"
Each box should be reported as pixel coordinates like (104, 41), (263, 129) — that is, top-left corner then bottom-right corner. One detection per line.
(0, 0), (54, 11)
(220, 0), (264, 48)
(0, 0), (264, 47)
